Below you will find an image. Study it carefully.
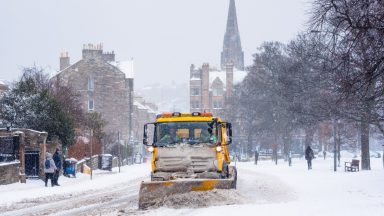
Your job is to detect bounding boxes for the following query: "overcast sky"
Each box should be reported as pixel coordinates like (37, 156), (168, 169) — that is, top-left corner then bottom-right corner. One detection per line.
(0, 0), (310, 88)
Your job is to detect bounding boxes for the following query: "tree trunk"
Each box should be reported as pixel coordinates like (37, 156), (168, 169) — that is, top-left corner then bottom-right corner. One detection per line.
(304, 126), (316, 147)
(360, 121), (371, 170)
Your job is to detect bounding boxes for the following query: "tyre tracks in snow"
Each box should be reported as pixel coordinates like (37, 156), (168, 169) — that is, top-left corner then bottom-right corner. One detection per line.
(0, 177), (144, 216)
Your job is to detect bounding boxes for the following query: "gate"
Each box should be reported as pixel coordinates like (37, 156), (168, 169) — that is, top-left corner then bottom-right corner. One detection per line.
(25, 149), (40, 178)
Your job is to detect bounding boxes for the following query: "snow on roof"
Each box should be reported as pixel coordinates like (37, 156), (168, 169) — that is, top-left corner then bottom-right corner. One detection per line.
(233, 69), (247, 85)
(134, 101), (156, 113)
(209, 70), (226, 86)
(65, 158), (78, 163)
(208, 69), (248, 87)
(0, 161), (20, 167)
(113, 60), (134, 79)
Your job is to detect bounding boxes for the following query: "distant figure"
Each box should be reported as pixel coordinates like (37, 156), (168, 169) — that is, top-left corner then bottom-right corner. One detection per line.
(305, 146), (314, 170)
(254, 150), (259, 165)
(44, 152), (57, 187)
(288, 151), (292, 167)
(53, 148), (62, 186)
(323, 150), (326, 160)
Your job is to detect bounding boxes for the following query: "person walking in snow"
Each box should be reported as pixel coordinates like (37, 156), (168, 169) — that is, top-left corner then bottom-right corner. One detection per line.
(44, 152), (57, 187)
(254, 150), (259, 165)
(53, 148), (62, 186)
(305, 146), (314, 170)
(288, 151), (292, 167)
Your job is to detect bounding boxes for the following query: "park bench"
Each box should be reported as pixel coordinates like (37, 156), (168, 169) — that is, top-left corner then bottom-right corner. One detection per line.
(344, 159), (359, 172)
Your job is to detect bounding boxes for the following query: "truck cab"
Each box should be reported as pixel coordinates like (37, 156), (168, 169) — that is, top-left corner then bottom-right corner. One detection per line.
(143, 112), (233, 181)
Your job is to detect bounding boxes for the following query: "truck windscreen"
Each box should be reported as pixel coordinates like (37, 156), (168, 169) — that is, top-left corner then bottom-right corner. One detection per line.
(155, 122), (217, 146)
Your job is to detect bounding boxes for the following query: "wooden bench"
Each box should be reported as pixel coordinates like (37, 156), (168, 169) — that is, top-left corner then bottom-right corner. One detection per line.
(345, 159), (359, 172)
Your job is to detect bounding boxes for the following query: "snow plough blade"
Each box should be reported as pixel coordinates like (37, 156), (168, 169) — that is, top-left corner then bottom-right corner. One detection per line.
(138, 167), (237, 209)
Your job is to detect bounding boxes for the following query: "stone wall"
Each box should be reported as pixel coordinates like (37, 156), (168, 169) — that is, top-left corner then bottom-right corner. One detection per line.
(0, 161), (20, 185)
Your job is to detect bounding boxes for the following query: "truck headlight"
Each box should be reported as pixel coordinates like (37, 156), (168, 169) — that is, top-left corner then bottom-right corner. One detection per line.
(216, 146), (222, 152)
(147, 146), (154, 152)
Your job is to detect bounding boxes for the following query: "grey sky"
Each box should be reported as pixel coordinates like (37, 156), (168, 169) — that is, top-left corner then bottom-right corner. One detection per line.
(0, 0), (309, 88)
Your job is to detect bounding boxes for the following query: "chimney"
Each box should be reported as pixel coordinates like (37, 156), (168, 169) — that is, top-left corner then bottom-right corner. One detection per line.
(60, 52), (70, 71)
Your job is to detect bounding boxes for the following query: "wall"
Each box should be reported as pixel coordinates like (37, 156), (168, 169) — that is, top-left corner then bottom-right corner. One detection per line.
(0, 162), (20, 185)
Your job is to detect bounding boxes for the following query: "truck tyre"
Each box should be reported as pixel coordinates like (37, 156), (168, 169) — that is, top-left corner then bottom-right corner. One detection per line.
(231, 166), (237, 189)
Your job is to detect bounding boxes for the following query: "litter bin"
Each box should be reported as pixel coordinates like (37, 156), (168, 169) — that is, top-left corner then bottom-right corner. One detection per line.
(134, 153), (142, 164)
(99, 154), (113, 171)
(63, 158), (77, 178)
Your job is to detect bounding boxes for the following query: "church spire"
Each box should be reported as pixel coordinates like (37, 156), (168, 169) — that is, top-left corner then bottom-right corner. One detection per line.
(221, 0), (244, 70)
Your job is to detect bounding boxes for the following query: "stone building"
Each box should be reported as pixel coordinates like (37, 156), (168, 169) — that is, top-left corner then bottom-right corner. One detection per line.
(132, 95), (157, 155)
(190, 0), (246, 115)
(52, 44), (134, 148)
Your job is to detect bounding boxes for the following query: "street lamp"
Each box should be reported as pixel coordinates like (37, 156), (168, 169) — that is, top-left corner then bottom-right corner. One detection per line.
(332, 118), (337, 172)
(382, 144), (384, 169)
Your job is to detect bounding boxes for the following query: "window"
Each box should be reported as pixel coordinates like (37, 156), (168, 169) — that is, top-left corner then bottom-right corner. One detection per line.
(88, 77), (94, 91)
(212, 88), (223, 96)
(191, 101), (200, 109)
(88, 99), (94, 111)
(191, 87), (200, 96)
(213, 101), (223, 109)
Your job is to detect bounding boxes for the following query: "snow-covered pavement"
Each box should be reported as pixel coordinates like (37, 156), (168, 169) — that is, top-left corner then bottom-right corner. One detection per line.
(0, 157), (383, 216)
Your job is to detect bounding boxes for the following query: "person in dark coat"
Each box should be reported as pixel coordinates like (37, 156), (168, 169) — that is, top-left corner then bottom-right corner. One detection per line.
(53, 148), (62, 186)
(254, 150), (259, 165)
(305, 146), (314, 170)
(44, 152), (57, 187)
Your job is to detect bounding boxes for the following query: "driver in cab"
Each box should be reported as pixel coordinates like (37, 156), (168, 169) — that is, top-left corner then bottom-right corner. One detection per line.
(159, 127), (181, 144)
(199, 127), (217, 143)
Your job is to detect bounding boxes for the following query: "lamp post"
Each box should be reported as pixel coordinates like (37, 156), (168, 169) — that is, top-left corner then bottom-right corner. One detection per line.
(382, 144), (384, 169)
(118, 132), (121, 173)
(332, 118), (337, 172)
(90, 129), (93, 180)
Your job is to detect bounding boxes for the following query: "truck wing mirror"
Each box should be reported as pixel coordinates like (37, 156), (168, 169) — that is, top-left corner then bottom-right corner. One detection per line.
(143, 123), (155, 146)
(222, 122), (232, 145)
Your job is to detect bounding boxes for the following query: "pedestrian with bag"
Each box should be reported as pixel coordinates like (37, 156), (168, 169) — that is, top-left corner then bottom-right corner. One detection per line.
(44, 152), (57, 187)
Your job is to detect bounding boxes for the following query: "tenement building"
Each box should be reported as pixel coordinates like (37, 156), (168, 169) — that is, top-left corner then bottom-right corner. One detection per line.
(190, 0), (246, 115)
(52, 44), (134, 146)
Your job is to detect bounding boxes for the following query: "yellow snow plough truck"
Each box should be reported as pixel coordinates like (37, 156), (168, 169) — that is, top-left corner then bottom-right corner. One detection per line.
(138, 112), (237, 209)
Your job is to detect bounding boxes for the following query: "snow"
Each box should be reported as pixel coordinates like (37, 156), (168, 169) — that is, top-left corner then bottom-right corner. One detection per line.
(0, 158), (383, 215)
(208, 69), (247, 87)
(143, 157), (384, 216)
(64, 158), (78, 163)
(0, 163), (149, 205)
(0, 161), (20, 167)
(111, 59), (134, 78)
(233, 69), (247, 85)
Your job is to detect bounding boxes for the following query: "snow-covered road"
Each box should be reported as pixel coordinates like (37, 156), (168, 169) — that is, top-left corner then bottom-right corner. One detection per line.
(0, 157), (383, 216)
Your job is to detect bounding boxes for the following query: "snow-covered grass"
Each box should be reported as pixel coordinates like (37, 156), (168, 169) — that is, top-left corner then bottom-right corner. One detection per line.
(0, 163), (150, 205)
(142, 157), (384, 216)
